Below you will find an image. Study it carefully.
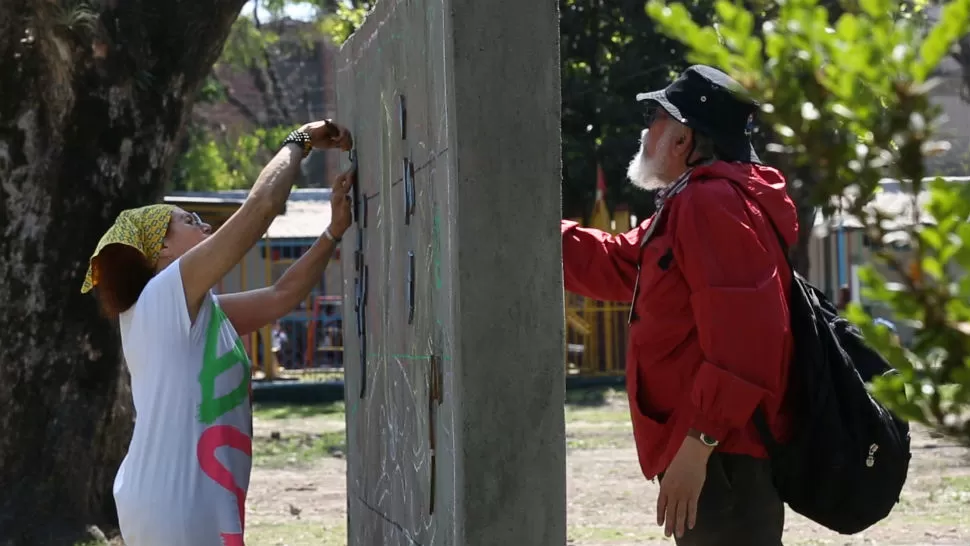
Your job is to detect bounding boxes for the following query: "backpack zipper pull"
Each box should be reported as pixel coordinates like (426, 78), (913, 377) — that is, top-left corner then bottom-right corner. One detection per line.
(866, 443), (879, 467)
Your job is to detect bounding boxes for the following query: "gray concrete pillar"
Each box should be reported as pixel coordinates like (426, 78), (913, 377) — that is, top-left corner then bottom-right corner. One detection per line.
(335, 0), (565, 544)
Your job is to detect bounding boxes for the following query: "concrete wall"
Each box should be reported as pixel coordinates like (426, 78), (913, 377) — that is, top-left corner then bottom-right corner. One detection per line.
(335, 0), (566, 544)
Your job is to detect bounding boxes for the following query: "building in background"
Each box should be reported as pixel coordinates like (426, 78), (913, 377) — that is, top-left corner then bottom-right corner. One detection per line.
(926, 6), (970, 176)
(927, 54), (970, 176)
(807, 176), (970, 345)
(190, 17), (343, 188)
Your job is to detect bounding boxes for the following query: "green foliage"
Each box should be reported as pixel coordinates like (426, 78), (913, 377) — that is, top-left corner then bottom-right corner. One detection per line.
(176, 1), (374, 193)
(648, 0), (970, 439)
(560, 0), (713, 220)
(318, 1), (371, 44)
(197, 74), (227, 103)
(171, 125), (296, 191)
(220, 14), (282, 70)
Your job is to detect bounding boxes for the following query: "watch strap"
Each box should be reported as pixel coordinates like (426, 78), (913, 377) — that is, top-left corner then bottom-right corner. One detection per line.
(699, 433), (720, 447)
(688, 428), (719, 447)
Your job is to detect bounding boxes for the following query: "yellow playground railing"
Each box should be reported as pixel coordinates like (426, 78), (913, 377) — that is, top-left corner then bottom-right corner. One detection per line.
(565, 293), (630, 377)
(245, 188), (635, 381)
(563, 188), (635, 378)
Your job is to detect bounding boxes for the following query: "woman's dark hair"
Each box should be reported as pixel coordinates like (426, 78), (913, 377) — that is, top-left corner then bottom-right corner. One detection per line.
(93, 244), (156, 319)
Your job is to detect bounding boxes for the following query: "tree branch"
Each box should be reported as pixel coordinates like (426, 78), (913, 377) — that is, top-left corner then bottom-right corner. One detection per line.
(217, 71), (265, 125)
(251, 0), (295, 124)
(952, 34), (970, 103)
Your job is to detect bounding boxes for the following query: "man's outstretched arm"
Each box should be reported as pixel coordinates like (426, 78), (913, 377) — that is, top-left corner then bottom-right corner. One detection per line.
(561, 219), (646, 302)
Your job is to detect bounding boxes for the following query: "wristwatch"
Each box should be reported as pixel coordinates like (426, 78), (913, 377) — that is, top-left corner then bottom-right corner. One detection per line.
(281, 129), (313, 158)
(688, 428), (719, 448)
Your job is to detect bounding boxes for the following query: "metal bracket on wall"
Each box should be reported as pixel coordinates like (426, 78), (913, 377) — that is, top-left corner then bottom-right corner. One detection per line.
(403, 158), (412, 225)
(358, 265), (369, 398)
(354, 277), (363, 335)
(399, 94), (407, 141)
(407, 159), (416, 217)
(407, 251), (415, 324)
(349, 147), (369, 399)
(428, 354), (443, 514)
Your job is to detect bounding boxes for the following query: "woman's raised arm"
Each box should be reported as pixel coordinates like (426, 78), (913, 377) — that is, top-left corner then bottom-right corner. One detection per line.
(179, 120), (352, 320)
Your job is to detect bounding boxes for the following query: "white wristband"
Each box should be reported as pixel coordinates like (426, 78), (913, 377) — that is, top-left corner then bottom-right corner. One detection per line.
(324, 227), (341, 243)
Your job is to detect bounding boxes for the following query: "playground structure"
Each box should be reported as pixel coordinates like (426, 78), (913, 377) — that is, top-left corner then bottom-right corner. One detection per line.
(563, 168), (634, 378)
(173, 176), (967, 382)
(167, 182), (636, 382)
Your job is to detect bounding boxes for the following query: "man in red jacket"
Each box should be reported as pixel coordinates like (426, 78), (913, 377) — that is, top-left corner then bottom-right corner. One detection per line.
(562, 65), (798, 545)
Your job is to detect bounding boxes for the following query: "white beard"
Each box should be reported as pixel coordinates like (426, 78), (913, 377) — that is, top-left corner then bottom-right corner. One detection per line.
(626, 129), (675, 191)
(626, 147), (668, 191)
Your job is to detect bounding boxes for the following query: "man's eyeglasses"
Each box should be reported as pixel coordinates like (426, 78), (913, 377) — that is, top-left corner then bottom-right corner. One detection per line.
(643, 105), (661, 128)
(188, 212), (204, 226)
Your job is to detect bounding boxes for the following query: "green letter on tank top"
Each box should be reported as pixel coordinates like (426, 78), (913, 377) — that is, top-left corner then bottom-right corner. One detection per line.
(198, 304), (251, 424)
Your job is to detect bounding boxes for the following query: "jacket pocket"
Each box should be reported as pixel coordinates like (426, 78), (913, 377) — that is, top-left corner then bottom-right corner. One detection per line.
(626, 354), (672, 475)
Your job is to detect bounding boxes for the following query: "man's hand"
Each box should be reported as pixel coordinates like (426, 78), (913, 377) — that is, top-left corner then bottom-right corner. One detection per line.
(301, 120), (353, 151)
(329, 165), (355, 238)
(657, 436), (714, 538)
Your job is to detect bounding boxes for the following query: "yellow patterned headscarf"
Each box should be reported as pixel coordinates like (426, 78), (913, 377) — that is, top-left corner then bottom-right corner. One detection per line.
(80, 204), (176, 294)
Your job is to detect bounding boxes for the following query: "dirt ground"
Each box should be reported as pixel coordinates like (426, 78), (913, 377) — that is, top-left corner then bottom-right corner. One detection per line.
(247, 391), (970, 546)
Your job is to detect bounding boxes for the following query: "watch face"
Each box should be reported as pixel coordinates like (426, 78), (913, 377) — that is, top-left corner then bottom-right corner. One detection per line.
(700, 434), (719, 446)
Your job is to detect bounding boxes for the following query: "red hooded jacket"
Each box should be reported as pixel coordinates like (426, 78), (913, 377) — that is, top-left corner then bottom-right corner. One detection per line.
(562, 161), (798, 479)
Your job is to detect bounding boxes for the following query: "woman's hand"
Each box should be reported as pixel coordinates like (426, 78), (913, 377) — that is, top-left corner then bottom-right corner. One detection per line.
(301, 120), (353, 151)
(329, 166), (355, 238)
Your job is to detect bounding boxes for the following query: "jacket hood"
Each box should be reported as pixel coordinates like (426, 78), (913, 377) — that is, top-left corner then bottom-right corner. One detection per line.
(691, 161), (800, 249)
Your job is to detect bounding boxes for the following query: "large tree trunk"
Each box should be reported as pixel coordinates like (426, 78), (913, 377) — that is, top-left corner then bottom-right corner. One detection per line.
(0, 0), (245, 543)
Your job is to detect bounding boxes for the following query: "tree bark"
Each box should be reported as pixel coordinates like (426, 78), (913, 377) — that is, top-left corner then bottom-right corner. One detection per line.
(0, 0), (245, 543)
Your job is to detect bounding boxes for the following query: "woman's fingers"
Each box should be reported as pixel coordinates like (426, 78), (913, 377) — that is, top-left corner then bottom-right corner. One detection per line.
(327, 124), (352, 150)
(331, 173), (353, 194)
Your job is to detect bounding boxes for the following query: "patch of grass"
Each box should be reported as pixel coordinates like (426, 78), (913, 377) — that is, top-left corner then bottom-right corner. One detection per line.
(565, 388), (630, 429)
(253, 402), (346, 420)
(942, 474), (970, 491)
(566, 431), (631, 450)
(565, 387), (625, 408)
(246, 521), (346, 546)
(254, 431), (346, 467)
(566, 406), (631, 425)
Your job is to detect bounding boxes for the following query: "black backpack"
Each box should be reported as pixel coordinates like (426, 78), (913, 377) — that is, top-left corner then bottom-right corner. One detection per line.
(753, 218), (912, 535)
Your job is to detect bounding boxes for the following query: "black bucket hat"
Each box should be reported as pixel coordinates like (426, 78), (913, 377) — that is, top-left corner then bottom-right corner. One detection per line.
(636, 65), (761, 164)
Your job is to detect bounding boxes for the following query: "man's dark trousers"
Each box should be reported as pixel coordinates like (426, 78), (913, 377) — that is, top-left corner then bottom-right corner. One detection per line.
(660, 452), (785, 546)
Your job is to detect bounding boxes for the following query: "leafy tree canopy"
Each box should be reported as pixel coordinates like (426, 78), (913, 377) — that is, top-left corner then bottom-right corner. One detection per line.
(648, 0), (970, 440)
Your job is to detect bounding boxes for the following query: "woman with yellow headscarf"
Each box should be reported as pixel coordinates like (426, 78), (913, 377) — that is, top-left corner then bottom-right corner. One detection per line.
(81, 119), (353, 546)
